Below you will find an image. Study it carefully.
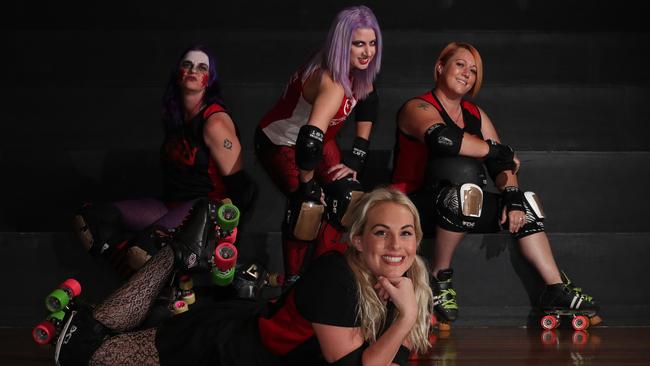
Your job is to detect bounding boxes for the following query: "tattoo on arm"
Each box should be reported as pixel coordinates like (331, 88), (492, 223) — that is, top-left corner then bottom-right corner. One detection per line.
(223, 138), (232, 150)
(416, 103), (430, 110)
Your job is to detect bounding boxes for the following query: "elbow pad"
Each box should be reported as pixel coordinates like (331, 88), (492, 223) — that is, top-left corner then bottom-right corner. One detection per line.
(355, 89), (378, 122)
(222, 170), (257, 215)
(343, 137), (370, 172)
(424, 123), (464, 156)
(295, 125), (325, 171)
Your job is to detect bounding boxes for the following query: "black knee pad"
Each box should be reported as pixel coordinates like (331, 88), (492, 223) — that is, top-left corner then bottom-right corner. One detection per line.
(55, 308), (112, 366)
(324, 176), (364, 231)
(512, 191), (546, 239)
(435, 183), (484, 232)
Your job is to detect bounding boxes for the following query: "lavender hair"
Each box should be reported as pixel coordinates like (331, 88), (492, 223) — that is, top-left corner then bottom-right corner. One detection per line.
(304, 5), (382, 100)
(162, 45), (225, 132)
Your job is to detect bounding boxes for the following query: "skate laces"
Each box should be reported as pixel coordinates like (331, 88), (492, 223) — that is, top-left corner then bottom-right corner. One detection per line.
(435, 288), (458, 310)
(561, 270), (593, 302)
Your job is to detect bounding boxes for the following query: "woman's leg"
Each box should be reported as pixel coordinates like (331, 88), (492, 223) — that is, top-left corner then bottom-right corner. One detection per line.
(114, 198), (170, 231)
(431, 226), (466, 275)
(93, 246), (175, 332)
(518, 232), (562, 285)
(90, 328), (159, 366)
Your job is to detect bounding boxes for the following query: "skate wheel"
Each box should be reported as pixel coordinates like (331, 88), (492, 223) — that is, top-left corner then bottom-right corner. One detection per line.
(589, 315), (602, 326)
(541, 315), (559, 330)
(49, 311), (66, 323)
(213, 242), (238, 271)
(218, 227), (238, 245)
(571, 315), (589, 331)
(178, 275), (194, 291)
(61, 278), (82, 297)
(32, 321), (56, 345)
(182, 291), (196, 305)
(211, 267), (235, 286)
(540, 330), (558, 345)
(267, 273), (284, 287)
(172, 300), (189, 315)
(572, 330), (589, 345)
(438, 322), (451, 332)
(46, 289), (70, 313)
(217, 204), (240, 231)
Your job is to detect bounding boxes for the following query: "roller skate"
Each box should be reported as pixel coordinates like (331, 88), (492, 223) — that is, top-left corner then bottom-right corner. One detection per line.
(170, 198), (222, 272)
(232, 262), (284, 299)
(431, 268), (458, 331)
(32, 278), (83, 345)
(72, 202), (129, 259)
(539, 272), (599, 331)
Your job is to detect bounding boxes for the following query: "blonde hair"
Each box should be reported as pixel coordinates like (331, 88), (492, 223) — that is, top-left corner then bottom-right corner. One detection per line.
(344, 187), (433, 354)
(434, 42), (483, 97)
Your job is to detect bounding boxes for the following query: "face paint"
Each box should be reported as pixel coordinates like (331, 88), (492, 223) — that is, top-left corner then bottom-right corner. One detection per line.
(178, 50), (210, 88)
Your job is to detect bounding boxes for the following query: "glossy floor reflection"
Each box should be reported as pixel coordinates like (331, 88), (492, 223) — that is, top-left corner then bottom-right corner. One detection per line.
(3, 327), (650, 365)
(409, 327), (650, 365)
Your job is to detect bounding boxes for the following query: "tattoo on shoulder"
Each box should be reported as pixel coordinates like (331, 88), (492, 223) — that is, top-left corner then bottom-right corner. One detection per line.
(416, 102), (430, 110)
(223, 138), (233, 150)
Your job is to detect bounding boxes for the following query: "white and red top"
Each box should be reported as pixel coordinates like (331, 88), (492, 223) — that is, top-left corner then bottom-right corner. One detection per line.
(259, 67), (357, 146)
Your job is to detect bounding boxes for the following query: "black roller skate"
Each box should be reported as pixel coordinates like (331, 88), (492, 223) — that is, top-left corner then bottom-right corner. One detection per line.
(431, 268), (458, 331)
(232, 262), (284, 299)
(539, 272), (599, 331)
(72, 202), (128, 258)
(170, 199), (220, 272)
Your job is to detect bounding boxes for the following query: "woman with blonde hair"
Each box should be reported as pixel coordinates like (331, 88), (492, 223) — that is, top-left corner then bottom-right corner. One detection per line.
(52, 188), (432, 365)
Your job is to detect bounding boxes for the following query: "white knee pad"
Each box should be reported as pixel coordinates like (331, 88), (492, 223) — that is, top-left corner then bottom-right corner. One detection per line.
(460, 183), (483, 219)
(524, 191), (545, 220)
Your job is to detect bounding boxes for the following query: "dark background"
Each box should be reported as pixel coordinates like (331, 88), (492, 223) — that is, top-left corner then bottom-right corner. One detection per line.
(2, 0), (650, 326)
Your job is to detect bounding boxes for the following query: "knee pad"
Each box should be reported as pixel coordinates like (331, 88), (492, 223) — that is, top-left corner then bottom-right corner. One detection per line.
(324, 176), (364, 231)
(55, 308), (111, 366)
(513, 191), (546, 239)
(284, 195), (324, 241)
(435, 183), (483, 231)
(72, 203), (127, 257)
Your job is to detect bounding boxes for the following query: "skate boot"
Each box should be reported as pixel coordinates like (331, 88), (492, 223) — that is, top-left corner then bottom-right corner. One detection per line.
(72, 202), (128, 258)
(171, 198), (220, 272)
(431, 268), (458, 331)
(232, 262), (284, 299)
(539, 274), (599, 331)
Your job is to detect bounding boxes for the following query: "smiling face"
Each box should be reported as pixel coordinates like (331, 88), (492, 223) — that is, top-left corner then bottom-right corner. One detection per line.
(349, 27), (377, 71)
(352, 201), (417, 279)
(178, 50), (210, 91)
(436, 47), (477, 97)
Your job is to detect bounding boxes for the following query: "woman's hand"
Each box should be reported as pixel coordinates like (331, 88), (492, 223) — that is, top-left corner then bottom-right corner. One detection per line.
(501, 207), (526, 234)
(377, 276), (417, 323)
(327, 163), (357, 181)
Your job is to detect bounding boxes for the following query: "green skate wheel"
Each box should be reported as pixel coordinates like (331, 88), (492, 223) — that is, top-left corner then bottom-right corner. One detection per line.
(48, 311), (66, 323)
(46, 289), (70, 313)
(211, 267), (235, 286)
(217, 204), (240, 231)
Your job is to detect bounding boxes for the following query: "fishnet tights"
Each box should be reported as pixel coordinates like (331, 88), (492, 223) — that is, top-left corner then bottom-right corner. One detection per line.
(93, 246), (174, 332)
(90, 328), (160, 365)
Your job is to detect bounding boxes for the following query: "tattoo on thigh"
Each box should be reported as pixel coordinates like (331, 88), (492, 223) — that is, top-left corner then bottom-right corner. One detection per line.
(224, 138), (233, 150)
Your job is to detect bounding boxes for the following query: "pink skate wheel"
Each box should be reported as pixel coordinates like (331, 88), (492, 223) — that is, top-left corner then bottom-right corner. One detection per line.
(218, 227), (238, 244)
(32, 321), (56, 345)
(572, 315), (589, 331)
(541, 315), (559, 330)
(213, 242), (237, 271)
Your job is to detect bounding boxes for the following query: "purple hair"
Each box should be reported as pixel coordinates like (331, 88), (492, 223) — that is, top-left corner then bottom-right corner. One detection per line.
(162, 45), (224, 131)
(305, 5), (382, 99)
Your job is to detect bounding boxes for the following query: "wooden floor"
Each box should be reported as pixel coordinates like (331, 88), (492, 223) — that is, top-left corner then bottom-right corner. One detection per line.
(3, 327), (650, 365)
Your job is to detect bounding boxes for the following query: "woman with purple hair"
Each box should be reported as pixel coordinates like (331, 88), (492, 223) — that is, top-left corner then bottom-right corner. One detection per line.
(255, 5), (382, 285)
(73, 45), (256, 275)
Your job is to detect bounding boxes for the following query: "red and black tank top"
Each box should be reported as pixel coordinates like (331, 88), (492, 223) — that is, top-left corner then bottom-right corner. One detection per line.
(160, 103), (231, 203)
(391, 90), (483, 194)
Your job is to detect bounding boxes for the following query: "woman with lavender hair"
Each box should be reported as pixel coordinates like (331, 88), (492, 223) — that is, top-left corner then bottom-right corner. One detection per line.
(255, 5), (382, 286)
(73, 45), (256, 275)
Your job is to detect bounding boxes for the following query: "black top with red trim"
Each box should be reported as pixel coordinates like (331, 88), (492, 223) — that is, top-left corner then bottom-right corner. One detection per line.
(160, 103), (232, 202)
(391, 90), (483, 194)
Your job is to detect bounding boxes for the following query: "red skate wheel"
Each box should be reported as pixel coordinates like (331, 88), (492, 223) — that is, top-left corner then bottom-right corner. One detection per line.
(213, 242), (237, 271)
(218, 227), (238, 245)
(572, 330), (589, 345)
(32, 321), (56, 345)
(541, 315), (559, 330)
(61, 278), (82, 297)
(571, 315), (589, 331)
(540, 330), (558, 345)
